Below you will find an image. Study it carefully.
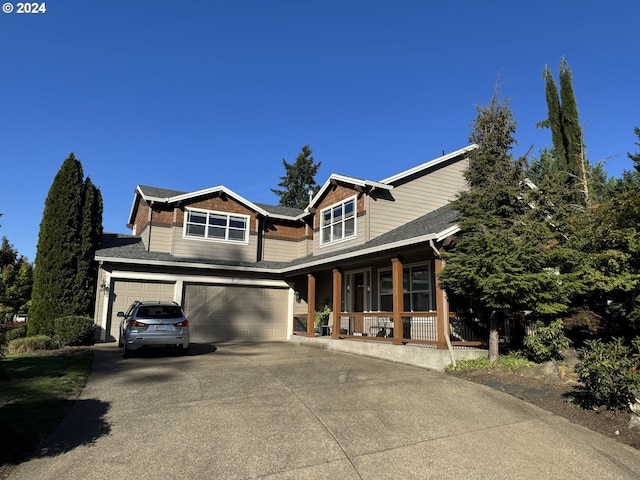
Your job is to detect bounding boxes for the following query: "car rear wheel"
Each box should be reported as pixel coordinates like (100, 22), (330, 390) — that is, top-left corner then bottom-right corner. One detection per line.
(123, 345), (131, 358)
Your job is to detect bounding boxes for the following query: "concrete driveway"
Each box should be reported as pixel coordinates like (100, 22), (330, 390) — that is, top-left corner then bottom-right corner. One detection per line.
(8, 342), (640, 479)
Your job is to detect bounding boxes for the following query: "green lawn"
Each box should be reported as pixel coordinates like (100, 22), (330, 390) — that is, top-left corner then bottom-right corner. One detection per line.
(0, 347), (93, 466)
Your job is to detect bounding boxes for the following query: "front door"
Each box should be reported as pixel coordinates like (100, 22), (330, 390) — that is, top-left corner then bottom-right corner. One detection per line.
(345, 270), (371, 333)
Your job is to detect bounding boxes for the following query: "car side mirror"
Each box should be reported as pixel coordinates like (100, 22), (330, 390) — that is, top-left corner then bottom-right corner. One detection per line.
(116, 312), (125, 317)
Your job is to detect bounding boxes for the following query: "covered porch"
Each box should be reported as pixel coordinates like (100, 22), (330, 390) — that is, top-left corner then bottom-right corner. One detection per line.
(291, 252), (495, 352)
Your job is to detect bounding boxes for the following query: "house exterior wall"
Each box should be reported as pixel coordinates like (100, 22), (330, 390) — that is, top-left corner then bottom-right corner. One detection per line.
(368, 158), (468, 239)
(171, 228), (258, 261)
(159, 197), (260, 261)
(262, 219), (310, 262)
(132, 198), (149, 235)
(148, 225), (173, 253)
(263, 237), (302, 262)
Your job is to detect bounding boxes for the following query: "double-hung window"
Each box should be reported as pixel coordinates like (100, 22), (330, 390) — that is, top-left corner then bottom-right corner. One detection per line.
(184, 208), (249, 243)
(320, 196), (356, 245)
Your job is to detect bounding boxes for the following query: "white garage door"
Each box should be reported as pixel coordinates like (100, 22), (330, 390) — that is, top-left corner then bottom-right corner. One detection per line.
(183, 283), (289, 343)
(108, 280), (175, 341)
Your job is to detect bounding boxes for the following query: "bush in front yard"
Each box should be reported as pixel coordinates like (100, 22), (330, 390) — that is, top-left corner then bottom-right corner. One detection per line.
(575, 337), (640, 411)
(4, 324), (28, 343)
(8, 335), (52, 354)
(52, 316), (95, 348)
(522, 319), (570, 363)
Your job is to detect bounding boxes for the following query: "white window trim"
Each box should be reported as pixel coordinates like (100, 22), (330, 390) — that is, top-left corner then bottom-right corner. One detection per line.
(378, 262), (434, 312)
(183, 207), (250, 244)
(319, 195), (357, 247)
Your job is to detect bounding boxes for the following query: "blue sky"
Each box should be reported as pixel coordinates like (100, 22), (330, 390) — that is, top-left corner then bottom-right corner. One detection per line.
(1, 1), (639, 262)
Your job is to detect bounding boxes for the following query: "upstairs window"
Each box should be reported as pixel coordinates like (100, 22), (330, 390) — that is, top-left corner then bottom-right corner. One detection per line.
(320, 196), (356, 245)
(184, 208), (249, 243)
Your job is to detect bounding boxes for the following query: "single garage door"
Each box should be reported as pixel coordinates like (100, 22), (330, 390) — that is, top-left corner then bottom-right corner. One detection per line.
(183, 283), (289, 343)
(108, 280), (175, 342)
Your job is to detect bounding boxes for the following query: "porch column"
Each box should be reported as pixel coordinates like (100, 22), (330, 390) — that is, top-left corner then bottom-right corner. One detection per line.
(306, 273), (316, 337)
(391, 257), (403, 345)
(331, 268), (342, 339)
(434, 256), (448, 349)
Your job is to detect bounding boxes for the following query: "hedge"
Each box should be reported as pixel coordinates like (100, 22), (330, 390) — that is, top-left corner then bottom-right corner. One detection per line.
(52, 316), (95, 348)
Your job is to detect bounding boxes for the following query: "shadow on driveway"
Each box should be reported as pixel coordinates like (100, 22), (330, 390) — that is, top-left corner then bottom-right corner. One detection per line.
(0, 398), (110, 467)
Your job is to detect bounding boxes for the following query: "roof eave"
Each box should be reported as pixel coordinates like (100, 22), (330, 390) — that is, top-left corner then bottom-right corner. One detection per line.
(379, 144), (478, 185)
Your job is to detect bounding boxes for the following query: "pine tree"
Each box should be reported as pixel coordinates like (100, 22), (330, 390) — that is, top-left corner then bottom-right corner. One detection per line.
(440, 91), (571, 361)
(271, 145), (321, 209)
(28, 153), (103, 336)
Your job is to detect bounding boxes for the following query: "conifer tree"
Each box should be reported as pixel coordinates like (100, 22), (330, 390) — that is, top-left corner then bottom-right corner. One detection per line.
(271, 145), (321, 209)
(617, 127), (640, 191)
(538, 58), (589, 205)
(28, 153), (103, 336)
(75, 177), (103, 316)
(0, 237), (33, 320)
(440, 91), (571, 360)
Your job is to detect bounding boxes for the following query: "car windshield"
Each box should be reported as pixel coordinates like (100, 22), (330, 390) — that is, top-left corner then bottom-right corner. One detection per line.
(136, 306), (183, 319)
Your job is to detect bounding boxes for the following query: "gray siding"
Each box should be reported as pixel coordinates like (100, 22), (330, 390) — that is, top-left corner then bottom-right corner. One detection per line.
(148, 225), (173, 253)
(171, 228), (258, 262)
(369, 159), (467, 239)
(263, 237), (304, 262)
(298, 237), (313, 258)
(139, 225), (150, 250)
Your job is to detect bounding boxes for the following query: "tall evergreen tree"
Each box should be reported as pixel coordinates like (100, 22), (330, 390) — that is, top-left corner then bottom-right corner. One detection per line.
(271, 145), (321, 209)
(75, 177), (103, 316)
(617, 127), (640, 191)
(28, 153), (103, 336)
(440, 91), (571, 361)
(0, 237), (33, 320)
(538, 58), (589, 205)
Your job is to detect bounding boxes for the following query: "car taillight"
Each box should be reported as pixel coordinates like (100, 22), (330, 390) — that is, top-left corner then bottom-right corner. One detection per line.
(130, 320), (148, 329)
(174, 319), (189, 327)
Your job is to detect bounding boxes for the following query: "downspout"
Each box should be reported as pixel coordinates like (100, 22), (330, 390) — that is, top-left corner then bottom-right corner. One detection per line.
(256, 215), (264, 262)
(146, 201), (153, 252)
(430, 239), (456, 369)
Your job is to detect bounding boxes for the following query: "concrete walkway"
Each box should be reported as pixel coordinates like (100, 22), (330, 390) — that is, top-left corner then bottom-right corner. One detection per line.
(8, 342), (640, 479)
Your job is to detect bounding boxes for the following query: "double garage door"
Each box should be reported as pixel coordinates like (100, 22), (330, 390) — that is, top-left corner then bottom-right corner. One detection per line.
(183, 284), (289, 343)
(108, 280), (289, 343)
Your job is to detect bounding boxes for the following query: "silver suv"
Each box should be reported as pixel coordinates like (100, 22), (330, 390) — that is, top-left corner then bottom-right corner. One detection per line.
(118, 301), (190, 357)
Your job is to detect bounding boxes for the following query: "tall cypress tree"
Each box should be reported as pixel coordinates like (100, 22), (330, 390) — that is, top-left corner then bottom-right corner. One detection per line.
(271, 145), (321, 209)
(75, 177), (103, 316)
(28, 153), (103, 336)
(538, 58), (588, 205)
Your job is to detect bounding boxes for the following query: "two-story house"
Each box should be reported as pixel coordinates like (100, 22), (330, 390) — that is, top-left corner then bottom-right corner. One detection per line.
(94, 145), (489, 363)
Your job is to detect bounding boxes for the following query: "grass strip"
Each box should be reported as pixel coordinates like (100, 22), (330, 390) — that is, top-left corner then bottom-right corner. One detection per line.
(0, 347), (93, 466)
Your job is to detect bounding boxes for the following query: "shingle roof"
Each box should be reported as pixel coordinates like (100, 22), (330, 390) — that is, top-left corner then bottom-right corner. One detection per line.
(138, 185), (187, 199)
(97, 204), (459, 273)
(254, 203), (305, 218)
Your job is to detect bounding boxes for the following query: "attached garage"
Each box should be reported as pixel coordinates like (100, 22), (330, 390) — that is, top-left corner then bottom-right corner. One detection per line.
(183, 283), (289, 343)
(107, 280), (176, 342)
